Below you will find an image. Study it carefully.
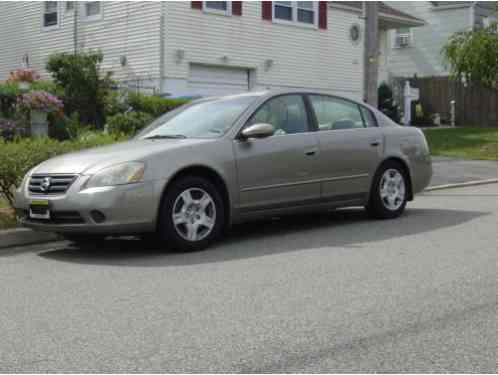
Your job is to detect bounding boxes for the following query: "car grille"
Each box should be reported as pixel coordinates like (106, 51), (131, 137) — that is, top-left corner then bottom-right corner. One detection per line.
(29, 174), (78, 195)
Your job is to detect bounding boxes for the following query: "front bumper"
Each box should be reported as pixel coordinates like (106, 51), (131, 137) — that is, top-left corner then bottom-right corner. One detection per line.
(15, 175), (161, 235)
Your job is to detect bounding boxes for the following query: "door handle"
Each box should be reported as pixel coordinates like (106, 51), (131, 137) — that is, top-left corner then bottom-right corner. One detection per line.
(305, 149), (317, 156)
(370, 141), (380, 147)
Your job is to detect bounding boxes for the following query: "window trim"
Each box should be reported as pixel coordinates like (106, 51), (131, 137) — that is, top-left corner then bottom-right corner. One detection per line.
(42, 1), (61, 31)
(272, 1), (319, 29)
(203, 1), (232, 16)
(82, 1), (103, 22)
(237, 93), (315, 140)
(306, 94), (376, 132)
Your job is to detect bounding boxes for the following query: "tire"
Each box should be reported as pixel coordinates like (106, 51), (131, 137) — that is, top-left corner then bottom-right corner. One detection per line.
(158, 175), (225, 252)
(62, 234), (107, 245)
(366, 161), (408, 219)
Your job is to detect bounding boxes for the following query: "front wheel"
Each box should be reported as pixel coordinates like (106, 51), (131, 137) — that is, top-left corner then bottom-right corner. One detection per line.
(366, 161), (408, 219)
(158, 176), (225, 252)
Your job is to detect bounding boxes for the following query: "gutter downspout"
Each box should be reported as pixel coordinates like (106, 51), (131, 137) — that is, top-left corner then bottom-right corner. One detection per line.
(73, 4), (79, 54)
(470, 1), (476, 30)
(159, 2), (165, 94)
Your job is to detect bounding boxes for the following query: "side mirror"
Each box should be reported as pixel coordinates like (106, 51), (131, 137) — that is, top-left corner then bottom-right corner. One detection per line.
(240, 123), (275, 140)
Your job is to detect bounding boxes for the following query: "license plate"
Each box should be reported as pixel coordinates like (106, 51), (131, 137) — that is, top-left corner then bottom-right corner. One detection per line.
(29, 200), (50, 220)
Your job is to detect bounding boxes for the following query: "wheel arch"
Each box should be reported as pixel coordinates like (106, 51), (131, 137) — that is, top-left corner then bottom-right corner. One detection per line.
(372, 156), (414, 201)
(157, 164), (232, 230)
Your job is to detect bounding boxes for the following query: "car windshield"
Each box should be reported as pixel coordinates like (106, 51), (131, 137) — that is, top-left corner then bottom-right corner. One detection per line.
(137, 95), (258, 139)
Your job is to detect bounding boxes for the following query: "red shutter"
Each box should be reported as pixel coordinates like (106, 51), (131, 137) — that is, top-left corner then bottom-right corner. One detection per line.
(262, 1), (272, 21)
(191, 1), (202, 10)
(318, 1), (328, 29)
(232, 1), (242, 16)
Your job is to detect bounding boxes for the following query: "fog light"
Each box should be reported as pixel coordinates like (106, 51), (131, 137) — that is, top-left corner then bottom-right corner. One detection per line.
(90, 210), (106, 224)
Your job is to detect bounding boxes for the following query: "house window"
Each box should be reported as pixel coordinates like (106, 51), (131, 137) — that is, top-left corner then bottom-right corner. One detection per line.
(83, 1), (102, 21)
(65, 2), (74, 11)
(273, 1), (318, 27)
(43, 1), (59, 28)
(394, 28), (412, 48)
(203, 1), (231, 15)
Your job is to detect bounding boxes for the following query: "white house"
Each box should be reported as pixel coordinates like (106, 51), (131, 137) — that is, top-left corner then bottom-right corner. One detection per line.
(0, 1), (421, 100)
(383, 1), (498, 79)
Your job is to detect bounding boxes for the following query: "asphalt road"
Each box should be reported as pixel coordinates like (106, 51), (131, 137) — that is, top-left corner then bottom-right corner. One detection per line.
(1, 184), (497, 372)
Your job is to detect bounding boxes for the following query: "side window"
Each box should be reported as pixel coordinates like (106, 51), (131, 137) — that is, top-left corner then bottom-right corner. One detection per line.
(309, 95), (365, 131)
(248, 95), (310, 135)
(360, 106), (377, 127)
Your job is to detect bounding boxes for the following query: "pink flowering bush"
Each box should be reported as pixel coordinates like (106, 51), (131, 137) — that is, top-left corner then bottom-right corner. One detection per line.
(18, 91), (63, 115)
(7, 68), (40, 83)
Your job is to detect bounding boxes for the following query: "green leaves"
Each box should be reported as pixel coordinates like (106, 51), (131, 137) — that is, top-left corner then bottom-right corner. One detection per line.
(442, 22), (498, 89)
(46, 51), (115, 128)
(0, 134), (125, 208)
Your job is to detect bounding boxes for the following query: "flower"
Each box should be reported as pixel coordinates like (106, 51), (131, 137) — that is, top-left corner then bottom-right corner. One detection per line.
(7, 68), (40, 83)
(18, 91), (64, 115)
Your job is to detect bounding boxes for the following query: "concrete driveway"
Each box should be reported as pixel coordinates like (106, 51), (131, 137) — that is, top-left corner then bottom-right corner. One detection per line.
(0, 184), (497, 372)
(430, 156), (498, 187)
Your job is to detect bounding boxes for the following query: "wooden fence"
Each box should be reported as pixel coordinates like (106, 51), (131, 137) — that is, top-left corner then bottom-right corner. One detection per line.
(394, 76), (498, 127)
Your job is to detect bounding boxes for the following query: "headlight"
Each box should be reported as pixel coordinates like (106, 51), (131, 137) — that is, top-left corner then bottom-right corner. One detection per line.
(17, 167), (35, 192)
(85, 162), (145, 188)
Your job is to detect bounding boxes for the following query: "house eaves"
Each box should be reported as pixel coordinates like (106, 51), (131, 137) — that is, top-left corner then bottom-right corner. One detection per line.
(330, 2), (426, 28)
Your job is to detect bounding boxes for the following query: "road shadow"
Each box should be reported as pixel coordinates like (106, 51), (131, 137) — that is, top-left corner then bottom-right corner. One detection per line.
(38, 208), (487, 267)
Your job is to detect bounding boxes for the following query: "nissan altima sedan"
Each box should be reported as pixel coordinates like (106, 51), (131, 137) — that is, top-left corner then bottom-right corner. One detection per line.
(15, 90), (432, 251)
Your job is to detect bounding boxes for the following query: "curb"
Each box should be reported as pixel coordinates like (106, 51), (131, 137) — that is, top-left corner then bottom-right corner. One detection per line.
(425, 178), (498, 192)
(0, 228), (61, 250)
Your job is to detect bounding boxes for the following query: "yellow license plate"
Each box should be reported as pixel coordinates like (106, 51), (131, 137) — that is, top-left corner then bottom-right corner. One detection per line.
(30, 199), (49, 206)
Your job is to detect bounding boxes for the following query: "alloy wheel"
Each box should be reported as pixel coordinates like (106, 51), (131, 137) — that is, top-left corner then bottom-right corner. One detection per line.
(379, 168), (406, 211)
(172, 188), (217, 242)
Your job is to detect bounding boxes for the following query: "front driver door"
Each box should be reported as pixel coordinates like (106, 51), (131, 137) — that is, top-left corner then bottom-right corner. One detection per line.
(234, 94), (320, 213)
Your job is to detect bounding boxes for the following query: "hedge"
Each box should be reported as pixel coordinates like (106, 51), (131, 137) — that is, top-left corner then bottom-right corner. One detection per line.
(127, 93), (188, 118)
(0, 134), (124, 208)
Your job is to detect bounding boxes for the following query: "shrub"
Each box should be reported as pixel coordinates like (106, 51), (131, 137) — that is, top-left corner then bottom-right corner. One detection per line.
(378, 83), (401, 123)
(0, 118), (25, 141)
(127, 92), (188, 118)
(105, 111), (153, 136)
(46, 51), (114, 128)
(0, 82), (20, 118)
(0, 133), (124, 208)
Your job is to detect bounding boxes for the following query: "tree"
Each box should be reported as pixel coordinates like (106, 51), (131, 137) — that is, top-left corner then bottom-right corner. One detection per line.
(442, 21), (498, 90)
(46, 51), (114, 128)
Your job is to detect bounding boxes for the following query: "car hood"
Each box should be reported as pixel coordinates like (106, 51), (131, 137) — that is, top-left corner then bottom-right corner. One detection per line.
(32, 138), (214, 175)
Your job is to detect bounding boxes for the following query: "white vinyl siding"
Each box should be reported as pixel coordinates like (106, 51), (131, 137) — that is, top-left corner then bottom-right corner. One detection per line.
(0, 2), (162, 88)
(163, 2), (364, 98)
(386, 2), (473, 77)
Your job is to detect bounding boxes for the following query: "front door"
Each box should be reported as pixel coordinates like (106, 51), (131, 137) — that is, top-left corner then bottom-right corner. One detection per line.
(307, 95), (383, 201)
(234, 94), (320, 213)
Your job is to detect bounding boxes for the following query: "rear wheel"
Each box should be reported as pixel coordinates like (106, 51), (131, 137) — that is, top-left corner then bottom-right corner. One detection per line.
(158, 176), (225, 252)
(366, 161), (408, 219)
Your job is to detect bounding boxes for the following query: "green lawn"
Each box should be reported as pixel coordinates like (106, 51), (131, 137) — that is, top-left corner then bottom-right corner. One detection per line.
(424, 127), (498, 160)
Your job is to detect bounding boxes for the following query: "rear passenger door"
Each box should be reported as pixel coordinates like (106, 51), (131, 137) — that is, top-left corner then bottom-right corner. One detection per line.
(307, 95), (383, 201)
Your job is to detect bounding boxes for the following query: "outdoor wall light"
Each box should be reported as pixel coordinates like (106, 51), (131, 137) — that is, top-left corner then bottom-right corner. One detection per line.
(175, 49), (185, 64)
(264, 59), (274, 71)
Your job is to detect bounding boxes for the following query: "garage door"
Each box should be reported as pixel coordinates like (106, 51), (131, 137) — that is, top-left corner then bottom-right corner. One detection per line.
(188, 64), (250, 97)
